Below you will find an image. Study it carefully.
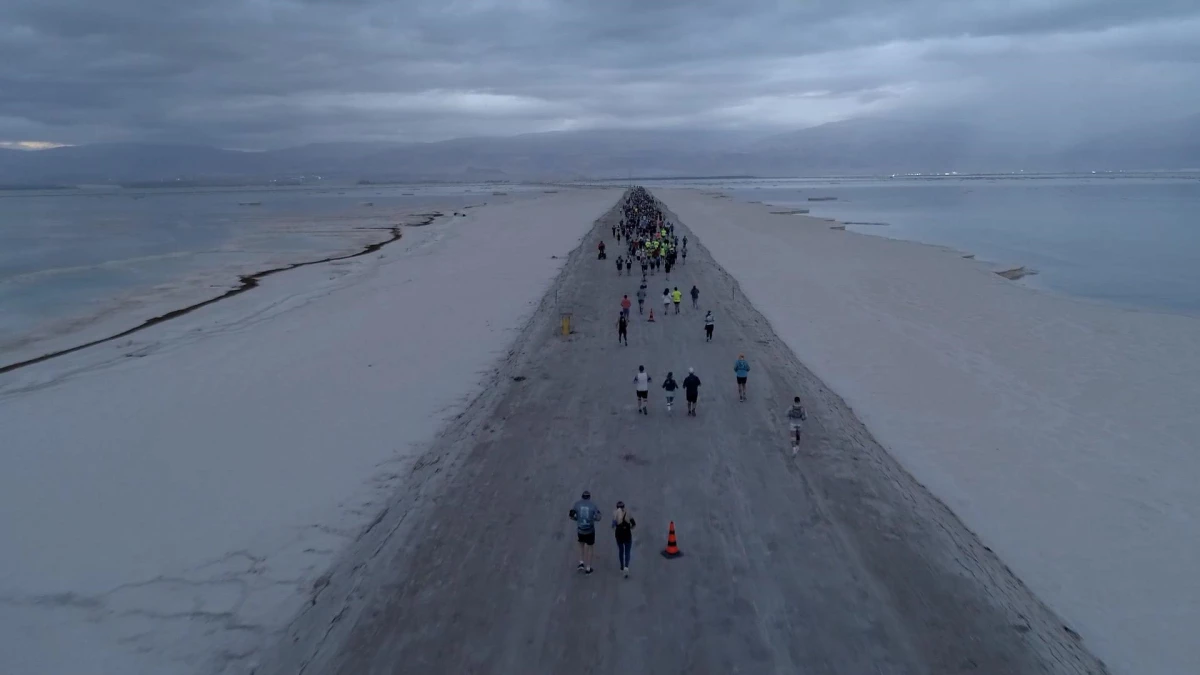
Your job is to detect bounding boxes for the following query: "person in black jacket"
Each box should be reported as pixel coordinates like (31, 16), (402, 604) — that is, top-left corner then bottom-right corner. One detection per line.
(612, 501), (636, 577)
(662, 371), (678, 412)
(682, 368), (702, 416)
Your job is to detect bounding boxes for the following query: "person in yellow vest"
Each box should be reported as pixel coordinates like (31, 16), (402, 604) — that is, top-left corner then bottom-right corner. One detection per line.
(671, 287), (682, 314)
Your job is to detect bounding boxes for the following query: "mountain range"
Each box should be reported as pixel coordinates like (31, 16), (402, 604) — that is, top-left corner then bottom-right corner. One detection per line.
(2, 115), (1198, 186)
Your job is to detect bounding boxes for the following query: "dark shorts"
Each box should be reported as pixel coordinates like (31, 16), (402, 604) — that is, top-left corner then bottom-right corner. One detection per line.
(636, 390), (648, 399)
(578, 531), (596, 545)
(737, 376), (747, 385)
(686, 393), (698, 403)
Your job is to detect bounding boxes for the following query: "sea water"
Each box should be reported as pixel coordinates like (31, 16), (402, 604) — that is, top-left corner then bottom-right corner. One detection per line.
(653, 175), (1200, 314)
(0, 184), (526, 362)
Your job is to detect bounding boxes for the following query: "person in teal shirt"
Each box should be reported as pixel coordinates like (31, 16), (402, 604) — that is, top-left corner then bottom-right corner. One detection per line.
(734, 354), (750, 401)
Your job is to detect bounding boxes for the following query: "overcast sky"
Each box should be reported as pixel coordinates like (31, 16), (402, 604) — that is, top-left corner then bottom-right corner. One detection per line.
(2, 0), (1199, 149)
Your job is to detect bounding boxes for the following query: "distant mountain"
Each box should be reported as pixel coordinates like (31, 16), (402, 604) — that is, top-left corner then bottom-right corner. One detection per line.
(1059, 114), (1200, 171)
(0, 143), (272, 184)
(1, 117), (1196, 185)
(748, 118), (1033, 173)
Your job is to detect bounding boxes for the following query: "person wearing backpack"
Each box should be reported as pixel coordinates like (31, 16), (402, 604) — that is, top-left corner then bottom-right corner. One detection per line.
(612, 501), (637, 577)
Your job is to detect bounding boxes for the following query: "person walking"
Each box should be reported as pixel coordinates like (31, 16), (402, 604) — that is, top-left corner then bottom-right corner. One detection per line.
(569, 490), (602, 574)
(661, 288), (671, 316)
(636, 284), (647, 314)
(704, 310), (714, 341)
(672, 287), (682, 314)
(734, 354), (751, 401)
(682, 368), (702, 416)
(612, 502), (636, 577)
(662, 371), (678, 412)
(620, 295), (631, 318)
(634, 365), (652, 414)
(690, 285), (700, 309)
(616, 256), (624, 275)
(617, 313), (629, 346)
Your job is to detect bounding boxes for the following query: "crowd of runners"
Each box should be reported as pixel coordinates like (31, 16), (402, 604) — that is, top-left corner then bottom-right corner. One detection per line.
(572, 187), (809, 577)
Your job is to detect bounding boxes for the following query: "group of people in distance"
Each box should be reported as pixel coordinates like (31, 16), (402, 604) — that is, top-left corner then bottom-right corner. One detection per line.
(611, 188), (686, 282)
(573, 187), (812, 578)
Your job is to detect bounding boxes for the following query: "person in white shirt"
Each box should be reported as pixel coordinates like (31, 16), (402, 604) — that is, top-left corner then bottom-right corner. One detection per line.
(633, 365), (652, 415)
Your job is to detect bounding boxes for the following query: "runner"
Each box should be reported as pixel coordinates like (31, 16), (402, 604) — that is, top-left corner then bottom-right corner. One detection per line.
(662, 288), (671, 316)
(662, 371), (678, 412)
(617, 313), (628, 346)
(734, 353), (751, 401)
(612, 501), (636, 578)
(683, 368), (702, 416)
(704, 310), (714, 342)
(690, 285), (700, 309)
(672, 287), (682, 314)
(569, 490), (602, 574)
(787, 396), (808, 454)
(620, 295), (631, 318)
(682, 247), (687, 264)
(636, 284), (647, 314)
(616, 256), (624, 275)
(598, 240), (606, 260)
(634, 365), (652, 414)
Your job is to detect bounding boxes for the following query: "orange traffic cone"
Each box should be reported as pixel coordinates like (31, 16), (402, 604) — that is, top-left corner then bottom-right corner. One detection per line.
(661, 521), (682, 558)
(648, 308), (655, 322)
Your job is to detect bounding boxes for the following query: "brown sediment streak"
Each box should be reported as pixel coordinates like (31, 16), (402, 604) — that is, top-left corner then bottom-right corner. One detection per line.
(0, 212), (442, 376)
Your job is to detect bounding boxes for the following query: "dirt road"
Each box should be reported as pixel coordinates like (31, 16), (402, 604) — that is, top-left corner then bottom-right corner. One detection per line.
(262, 192), (1107, 675)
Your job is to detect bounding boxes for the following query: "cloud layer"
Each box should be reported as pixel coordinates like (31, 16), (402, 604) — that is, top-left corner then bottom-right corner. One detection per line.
(2, 0), (1199, 148)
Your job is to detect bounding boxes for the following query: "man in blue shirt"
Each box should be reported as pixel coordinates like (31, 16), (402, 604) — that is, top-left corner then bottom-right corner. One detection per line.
(569, 490), (602, 574)
(734, 354), (751, 401)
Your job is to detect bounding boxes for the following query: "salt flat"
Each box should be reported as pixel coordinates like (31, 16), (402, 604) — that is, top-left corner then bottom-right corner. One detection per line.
(0, 188), (620, 675)
(658, 188), (1200, 675)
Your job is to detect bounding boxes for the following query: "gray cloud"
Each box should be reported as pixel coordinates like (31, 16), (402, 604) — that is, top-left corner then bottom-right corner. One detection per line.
(1, 0), (1198, 147)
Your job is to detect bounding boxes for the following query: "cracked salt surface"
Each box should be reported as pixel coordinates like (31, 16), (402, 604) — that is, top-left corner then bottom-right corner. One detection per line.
(0, 190), (620, 675)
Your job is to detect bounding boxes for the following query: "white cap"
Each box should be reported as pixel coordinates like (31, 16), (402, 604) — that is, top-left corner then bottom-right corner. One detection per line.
(688, 367), (694, 373)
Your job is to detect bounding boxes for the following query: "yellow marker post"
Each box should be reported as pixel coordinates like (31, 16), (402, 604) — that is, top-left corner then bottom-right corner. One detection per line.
(561, 312), (572, 335)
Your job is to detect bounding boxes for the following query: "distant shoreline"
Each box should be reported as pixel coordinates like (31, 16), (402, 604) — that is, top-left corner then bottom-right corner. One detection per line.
(0, 211), (443, 376)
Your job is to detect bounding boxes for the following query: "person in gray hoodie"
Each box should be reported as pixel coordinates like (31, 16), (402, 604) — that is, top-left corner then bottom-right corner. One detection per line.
(569, 490), (602, 574)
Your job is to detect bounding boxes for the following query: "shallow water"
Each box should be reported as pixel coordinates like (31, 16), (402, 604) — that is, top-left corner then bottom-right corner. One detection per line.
(0, 183), (529, 359)
(646, 175), (1200, 313)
